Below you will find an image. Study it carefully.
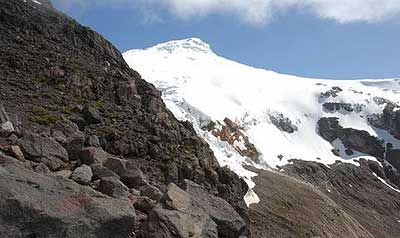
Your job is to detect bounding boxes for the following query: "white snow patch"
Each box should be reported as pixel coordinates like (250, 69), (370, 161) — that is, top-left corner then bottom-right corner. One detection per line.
(373, 172), (400, 193)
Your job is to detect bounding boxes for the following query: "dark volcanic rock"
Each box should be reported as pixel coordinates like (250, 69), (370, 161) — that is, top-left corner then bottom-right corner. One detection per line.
(318, 117), (385, 159)
(98, 176), (129, 199)
(185, 180), (246, 237)
(0, 164), (135, 238)
(18, 133), (69, 171)
(386, 149), (400, 171)
(369, 103), (400, 139)
(0, 0), (248, 236)
(143, 183), (218, 238)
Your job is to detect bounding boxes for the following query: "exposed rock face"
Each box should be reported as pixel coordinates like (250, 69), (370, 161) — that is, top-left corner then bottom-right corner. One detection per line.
(318, 117), (385, 159)
(320, 86), (343, 100)
(323, 102), (364, 113)
(0, 164), (136, 238)
(212, 118), (260, 162)
(0, 0), (249, 237)
(369, 103), (400, 139)
(144, 182), (246, 238)
(269, 113), (298, 133)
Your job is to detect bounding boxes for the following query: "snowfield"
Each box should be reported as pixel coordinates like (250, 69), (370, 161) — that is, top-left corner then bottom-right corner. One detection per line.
(124, 38), (400, 204)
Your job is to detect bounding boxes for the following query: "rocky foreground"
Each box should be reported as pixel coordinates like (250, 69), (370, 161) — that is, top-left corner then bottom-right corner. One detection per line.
(0, 0), (248, 237)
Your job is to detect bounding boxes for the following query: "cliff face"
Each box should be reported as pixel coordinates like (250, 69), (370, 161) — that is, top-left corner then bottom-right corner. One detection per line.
(0, 0), (248, 237)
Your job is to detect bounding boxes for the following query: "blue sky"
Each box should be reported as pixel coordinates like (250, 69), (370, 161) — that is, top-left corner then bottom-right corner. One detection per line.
(53, 0), (400, 80)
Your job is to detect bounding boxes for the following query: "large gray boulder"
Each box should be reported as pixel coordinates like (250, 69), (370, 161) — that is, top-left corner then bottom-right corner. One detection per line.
(144, 183), (218, 238)
(0, 164), (135, 238)
(18, 133), (69, 171)
(51, 119), (85, 161)
(185, 180), (246, 237)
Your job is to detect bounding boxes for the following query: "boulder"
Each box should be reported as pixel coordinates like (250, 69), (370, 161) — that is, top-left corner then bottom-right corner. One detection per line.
(18, 133), (68, 171)
(103, 158), (148, 189)
(85, 135), (101, 147)
(9, 145), (24, 161)
(70, 165), (93, 185)
(0, 164), (135, 238)
(80, 147), (115, 165)
(138, 184), (163, 202)
(51, 119), (85, 161)
(120, 163), (148, 188)
(131, 195), (157, 214)
(90, 163), (119, 180)
(185, 180), (246, 237)
(34, 163), (51, 174)
(98, 176), (129, 199)
(144, 183), (218, 238)
(82, 106), (103, 124)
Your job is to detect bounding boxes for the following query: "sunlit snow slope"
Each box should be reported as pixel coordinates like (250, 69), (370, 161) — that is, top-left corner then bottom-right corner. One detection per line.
(124, 38), (400, 203)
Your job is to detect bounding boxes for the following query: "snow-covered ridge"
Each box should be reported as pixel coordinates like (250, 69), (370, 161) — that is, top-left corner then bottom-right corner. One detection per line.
(124, 38), (400, 203)
(125, 38), (214, 57)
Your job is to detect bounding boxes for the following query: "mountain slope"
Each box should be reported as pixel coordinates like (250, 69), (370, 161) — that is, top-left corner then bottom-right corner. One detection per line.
(0, 2), (248, 237)
(124, 38), (400, 237)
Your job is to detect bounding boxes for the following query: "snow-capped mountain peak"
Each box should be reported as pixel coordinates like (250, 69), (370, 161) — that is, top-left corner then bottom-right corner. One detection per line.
(125, 38), (214, 57)
(124, 38), (400, 204)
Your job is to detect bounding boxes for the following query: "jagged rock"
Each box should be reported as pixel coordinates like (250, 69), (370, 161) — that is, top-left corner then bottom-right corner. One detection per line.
(144, 183), (218, 238)
(70, 164), (93, 185)
(386, 149), (400, 171)
(82, 106), (103, 124)
(185, 180), (246, 237)
(103, 156), (129, 174)
(80, 147), (115, 165)
(212, 118), (260, 162)
(320, 86), (343, 100)
(111, 161), (148, 188)
(18, 133), (69, 171)
(34, 162), (51, 174)
(269, 113), (298, 133)
(98, 176), (129, 199)
(318, 117), (385, 159)
(9, 145), (24, 161)
(0, 164), (135, 238)
(90, 163), (119, 180)
(116, 79), (140, 105)
(85, 135), (101, 147)
(51, 119), (85, 161)
(131, 195), (157, 214)
(368, 103), (400, 139)
(138, 184), (163, 202)
(323, 102), (354, 113)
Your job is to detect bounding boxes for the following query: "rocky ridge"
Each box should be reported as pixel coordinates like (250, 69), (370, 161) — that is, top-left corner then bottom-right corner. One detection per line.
(0, 0), (248, 237)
